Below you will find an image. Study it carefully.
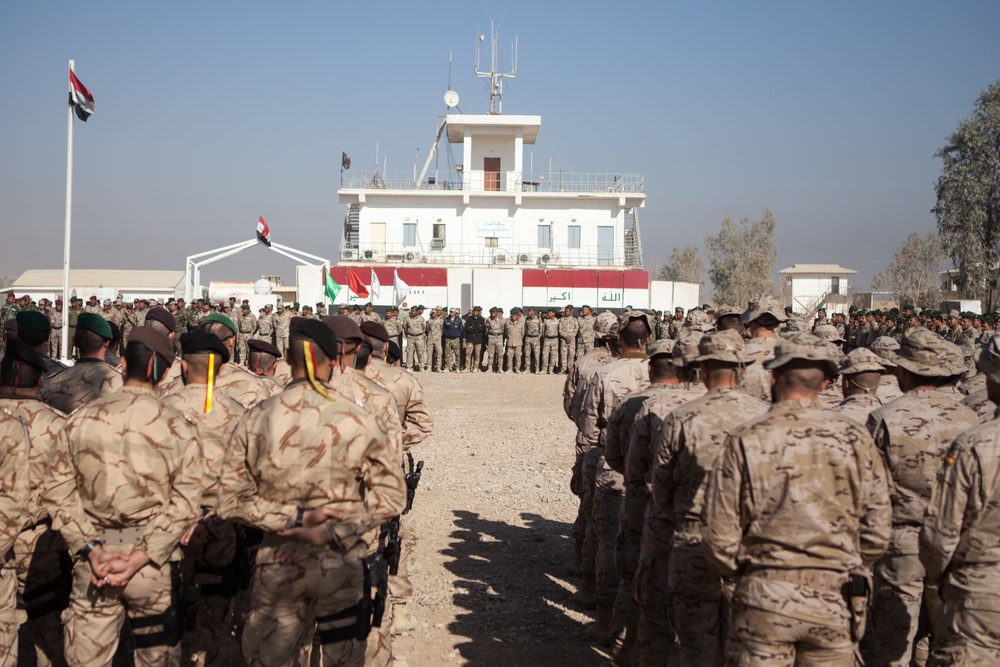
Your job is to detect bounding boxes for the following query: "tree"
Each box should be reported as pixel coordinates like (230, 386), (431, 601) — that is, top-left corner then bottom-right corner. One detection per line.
(705, 210), (778, 307)
(655, 245), (705, 285)
(934, 78), (1000, 311)
(871, 232), (943, 308)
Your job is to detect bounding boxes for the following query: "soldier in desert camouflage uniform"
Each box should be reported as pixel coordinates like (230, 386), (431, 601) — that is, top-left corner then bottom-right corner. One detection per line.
(442, 308), (464, 372)
(739, 296), (788, 402)
(482, 308), (506, 373)
(541, 309), (560, 374)
(522, 307), (542, 373)
(161, 333), (246, 667)
(867, 328), (980, 667)
(559, 305), (580, 374)
(832, 347), (885, 425)
(920, 335), (1000, 664)
(235, 304), (256, 365)
(425, 307), (444, 372)
(359, 303), (381, 324)
(217, 319), (406, 667)
(253, 307), (274, 345)
(273, 304), (291, 355)
(48, 299), (64, 361)
(503, 308), (525, 373)
(0, 340), (67, 667)
(649, 330), (767, 667)
(41, 313), (123, 414)
(403, 307), (427, 372)
(704, 332), (892, 664)
(576, 305), (595, 359)
(42, 326), (203, 667)
(0, 403), (29, 667)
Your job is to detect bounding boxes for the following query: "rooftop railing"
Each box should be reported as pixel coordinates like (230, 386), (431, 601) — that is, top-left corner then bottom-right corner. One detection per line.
(338, 242), (640, 267)
(340, 170), (645, 194)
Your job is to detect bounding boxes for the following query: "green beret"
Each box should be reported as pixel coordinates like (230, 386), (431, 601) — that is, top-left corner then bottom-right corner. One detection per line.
(201, 313), (238, 336)
(16, 311), (50, 336)
(77, 312), (112, 340)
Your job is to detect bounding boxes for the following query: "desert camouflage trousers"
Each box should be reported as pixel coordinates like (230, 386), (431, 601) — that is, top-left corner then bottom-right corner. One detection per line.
(444, 338), (461, 371)
(576, 336), (595, 360)
(236, 334), (250, 365)
(668, 522), (731, 667)
(726, 569), (857, 666)
(484, 336), (504, 372)
(427, 337), (443, 372)
(464, 342), (482, 371)
(505, 344), (522, 373)
(593, 486), (622, 608)
(579, 447), (602, 578)
(181, 518), (239, 667)
(245, 558), (365, 667)
(12, 526), (70, 667)
(404, 336), (425, 371)
(634, 506), (674, 667)
(872, 526), (941, 667)
(930, 564), (1000, 665)
(611, 493), (646, 665)
(63, 556), (179, 667)
(523, 337), (540, 373)
(560, 339), (576, 374)
(275, 332), (289, 356)
(0, 566), (17, 667)
(541, 339), (558, 373)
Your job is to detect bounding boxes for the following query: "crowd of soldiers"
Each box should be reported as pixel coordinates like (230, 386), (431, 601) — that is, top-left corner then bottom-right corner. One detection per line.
(0, 288), (434, 667)
(563, 296), (1000, 666)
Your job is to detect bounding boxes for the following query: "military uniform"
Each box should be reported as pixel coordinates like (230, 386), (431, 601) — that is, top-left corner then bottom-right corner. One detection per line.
(403, 314), (427, 371)
(48, 306), (64, 360)
(503, 313), (525, 373)
(160, 362), (271, 410)
(273, 310), (291, 355)
(425, 315), (444, 372)
(254, 311), (275, 344)
(739, 336), (777, 401)
(961, 387), (997, 423)
(43, 384), (203, 666)
(522, 312), (542, 373)
(442, 312), (464, 372)
(0, 408), (32, 667)
(235, 309), (256, 364)
(558, 311), (580, 373)
(576, 312), (596, 359)
(483, 312), (505, 372)
(41, 359), (122, 414)
(541, 315), (560, 374)
(217, 377), (406, 666)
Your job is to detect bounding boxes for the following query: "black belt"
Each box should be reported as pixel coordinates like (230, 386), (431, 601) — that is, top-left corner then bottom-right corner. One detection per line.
(545, 336), (558, 339)
(525, 334), (540, 337)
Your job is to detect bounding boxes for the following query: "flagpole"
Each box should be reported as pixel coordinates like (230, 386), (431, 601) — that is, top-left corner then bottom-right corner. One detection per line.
(61, 60), (75, 361)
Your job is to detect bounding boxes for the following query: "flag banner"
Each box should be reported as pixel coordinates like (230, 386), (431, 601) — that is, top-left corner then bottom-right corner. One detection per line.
(342, 152), (351, 170)
(69, 68), (94, 122)
(325, 270), (342, 302)
(393, 270), (409, 305)
(256, 216), (271, 247)
(348, 268), (369, 298)
(370, 269), (381, 298)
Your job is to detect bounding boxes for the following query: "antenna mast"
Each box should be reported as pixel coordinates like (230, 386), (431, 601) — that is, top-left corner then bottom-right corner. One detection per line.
(475, 22), (517, 115)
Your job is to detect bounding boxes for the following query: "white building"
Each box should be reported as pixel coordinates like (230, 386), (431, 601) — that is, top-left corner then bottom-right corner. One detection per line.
(11, 269), (185, 304)
(779, 264), (857, 316)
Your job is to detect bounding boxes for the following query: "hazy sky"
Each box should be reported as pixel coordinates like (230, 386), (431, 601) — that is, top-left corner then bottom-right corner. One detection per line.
(2, 1), (999, 293)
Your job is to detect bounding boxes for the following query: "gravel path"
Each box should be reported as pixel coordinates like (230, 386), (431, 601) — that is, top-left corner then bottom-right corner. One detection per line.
(393, 371), (609, 666)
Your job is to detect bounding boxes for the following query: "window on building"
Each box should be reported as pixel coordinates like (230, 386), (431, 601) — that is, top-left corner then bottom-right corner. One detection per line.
(403, 223), (416, 247)
(831, 276), (840, 295)
(485, 237), (498, 248)
(538, 224), (551, 249)
(432, 223), (446, 249)
(568, 225), (581, 249)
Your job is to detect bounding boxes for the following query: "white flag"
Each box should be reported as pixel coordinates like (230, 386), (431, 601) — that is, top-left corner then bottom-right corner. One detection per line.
(393, 270), (409, 305)
(371, 269), (381, 299)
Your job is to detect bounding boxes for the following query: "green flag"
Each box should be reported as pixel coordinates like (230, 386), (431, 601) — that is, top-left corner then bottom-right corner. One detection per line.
(325, 273), (342, 302)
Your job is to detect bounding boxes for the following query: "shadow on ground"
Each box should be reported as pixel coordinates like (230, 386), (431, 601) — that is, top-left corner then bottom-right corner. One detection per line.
(443, 510), (608, 665)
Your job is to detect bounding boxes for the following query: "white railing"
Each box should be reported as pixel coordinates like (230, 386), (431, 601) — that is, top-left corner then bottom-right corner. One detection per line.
(338, 242), (639, 267)
(340, 170), (644, 194)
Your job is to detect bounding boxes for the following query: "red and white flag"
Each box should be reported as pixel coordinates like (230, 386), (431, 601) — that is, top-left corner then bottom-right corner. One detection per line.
(69, 68), (94, 122)
(256, 216), (271, 247)
(348, 268), (369, 299)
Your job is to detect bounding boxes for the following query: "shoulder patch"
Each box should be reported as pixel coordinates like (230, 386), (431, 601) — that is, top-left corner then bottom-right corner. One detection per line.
(943, 443), (959, 467)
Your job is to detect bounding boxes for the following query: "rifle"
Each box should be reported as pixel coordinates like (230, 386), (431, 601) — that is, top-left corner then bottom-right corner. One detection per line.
(404, 452), (424, 514)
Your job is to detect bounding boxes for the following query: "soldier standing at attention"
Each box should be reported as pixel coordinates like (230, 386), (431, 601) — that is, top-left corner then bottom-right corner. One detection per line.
(920, 335), (1000, 664)
(541, 308), (560, 374)
(522, 307), (542, 373)
(217, 319), (406, 667)
(576, 305), (596, 359)
(442, 307), (464, 372)
(703, 332), (892, 664)
(403, 306), (427, 372)
(48, 298), (64, 360)
(866, 328), (979, 666)
(832, 348), (885, 425)
(235, 303), (256, 364)
(360, 302), (382, 323)
(668, 307), (684, 340)
(504, 307), (525, 373)
(739, 296), (788, 402)
(559, 305), (580, 374)
(463, 306), (486, 372)
(254, 307), (274, 345)
(0, 404), (29, 667)
(42, 327), (203, 666)
(425, 307), (444, 372)
(41, 313), (122, 414)
(483, 307), (506, 373)
(273, 304), (291, 355)
(1, 290), (22, 357)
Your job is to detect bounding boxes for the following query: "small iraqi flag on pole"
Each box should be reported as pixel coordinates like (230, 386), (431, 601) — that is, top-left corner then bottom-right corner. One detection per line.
(348, 268), (369, 299)
(342, 152), (351, 170)
(256, 216), (271, 247)
(69, 68), (94, 121)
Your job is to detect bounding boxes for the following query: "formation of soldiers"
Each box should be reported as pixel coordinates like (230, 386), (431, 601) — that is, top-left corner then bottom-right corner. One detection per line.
(0, 295), (434, 667)
(563, 296), (1000, 666)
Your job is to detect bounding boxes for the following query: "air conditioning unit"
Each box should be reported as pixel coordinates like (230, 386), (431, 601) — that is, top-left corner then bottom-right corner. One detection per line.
(517, 253), (531, 264)
(341, 249), (356, 260)
(494, 251), (508, 264)
(431, 239), (445, 250)
(363, 250), (375, 260)
(403, 252), (417, 263)
(538, 253), (551, 265)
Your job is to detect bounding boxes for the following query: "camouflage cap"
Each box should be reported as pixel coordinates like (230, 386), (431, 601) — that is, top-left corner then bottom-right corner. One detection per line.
(838, 348), (885, 376)
(77, 312), (112, 340)
(671, 331), (702, 367)
(890, 327), (966, 377)
(813, 324), (845, 344)
(618, 310), (653, 335)
(594, 311), (620, 339)
(976, 335), (1000, 383)
(782, 317), (811, 334)
(764, 332), (839, 376)
(646, 338), (675, 359)
(696, 329), (748, 364)
(948, 309), (961, 319)
(714, 304), (743, 319)
(682, 308), (715, 333)
(742, 295), (789, 325)
(870, 336), (900, 368)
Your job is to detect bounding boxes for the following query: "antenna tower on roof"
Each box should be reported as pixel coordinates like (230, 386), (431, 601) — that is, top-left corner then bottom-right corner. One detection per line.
(475, 21), (517, 115)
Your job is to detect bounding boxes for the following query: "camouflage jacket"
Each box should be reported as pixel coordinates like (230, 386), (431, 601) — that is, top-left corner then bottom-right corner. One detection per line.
(558, 315), (579, 341)
(161, 362), (271, 410)
(577, 314), (596, 342)
(577, 353), (649, 449)
(329, 367), (404, 463)
(366, 358), (433, 450)
(0, 396), (67, 529)
(0, 409), (30, 555)
(504, 317), (525, 345)
(832, 393), (883, 427)
(564, 347), (614, 422)
(41, 359), (123, 414)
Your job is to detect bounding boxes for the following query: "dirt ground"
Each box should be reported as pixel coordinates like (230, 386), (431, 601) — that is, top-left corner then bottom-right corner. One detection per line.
(393, 371), (610, 666)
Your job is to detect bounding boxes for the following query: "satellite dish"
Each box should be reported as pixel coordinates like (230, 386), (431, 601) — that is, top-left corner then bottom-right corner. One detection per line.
(444, 90), (460, 108)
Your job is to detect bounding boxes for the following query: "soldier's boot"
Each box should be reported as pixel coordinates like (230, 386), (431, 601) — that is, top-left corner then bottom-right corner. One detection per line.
(913, 636), (929, 667)
(392, 604), (418, 635)
(573, 574), (597, 610)
(568, 541), (584, 576)
(607, 608), (632, 665)
(586, 599), (613, 647)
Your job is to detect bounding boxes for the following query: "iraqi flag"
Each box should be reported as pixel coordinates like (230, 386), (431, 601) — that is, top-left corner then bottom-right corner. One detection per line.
(256, 216), (271, 247)
(348, 268), (369, 299)
(342, 152), (351, 170)
(69, 68), (94, 122)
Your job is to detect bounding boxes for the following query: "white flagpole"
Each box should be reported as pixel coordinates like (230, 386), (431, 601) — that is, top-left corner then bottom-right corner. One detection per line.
(61, 60), (75, 361)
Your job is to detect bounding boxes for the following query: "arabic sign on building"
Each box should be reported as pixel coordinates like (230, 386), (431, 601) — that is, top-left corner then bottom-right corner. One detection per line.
(475, 219), (512, 238)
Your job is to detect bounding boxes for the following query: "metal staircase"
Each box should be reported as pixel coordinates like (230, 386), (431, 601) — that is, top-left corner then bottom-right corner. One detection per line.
(623, 207), (643, 267)
(343, 203), (360, 248)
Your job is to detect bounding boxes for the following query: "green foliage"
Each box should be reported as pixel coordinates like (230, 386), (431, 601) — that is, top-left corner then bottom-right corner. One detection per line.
(871, 232), (942, 308)
(934, 78), (1000, 311)
(705, 210), (778, 307)
(655, 245), (705, 285)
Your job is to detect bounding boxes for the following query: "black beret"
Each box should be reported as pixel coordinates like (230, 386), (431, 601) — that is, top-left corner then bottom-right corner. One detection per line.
(145, 307), (176, 333)
(127, 326), (175, 363)
(2, 338), (48, 375)
(359, 321), (390, 342)
(107, 321), (122, 343)
(323, 315), (363, 342)
(180, 332), (230, 363)
(247, 338), (281, 357)
(290, 319), (339, 358)
(386, 340), (401, 362)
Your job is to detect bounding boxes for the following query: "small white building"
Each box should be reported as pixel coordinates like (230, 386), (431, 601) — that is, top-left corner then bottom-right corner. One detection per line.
(779, 264), (857, 315)
(11, 269), (185, 304)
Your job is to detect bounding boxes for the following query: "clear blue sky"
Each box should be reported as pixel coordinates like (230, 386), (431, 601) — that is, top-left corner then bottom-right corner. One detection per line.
(2, 1), (998, 293)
